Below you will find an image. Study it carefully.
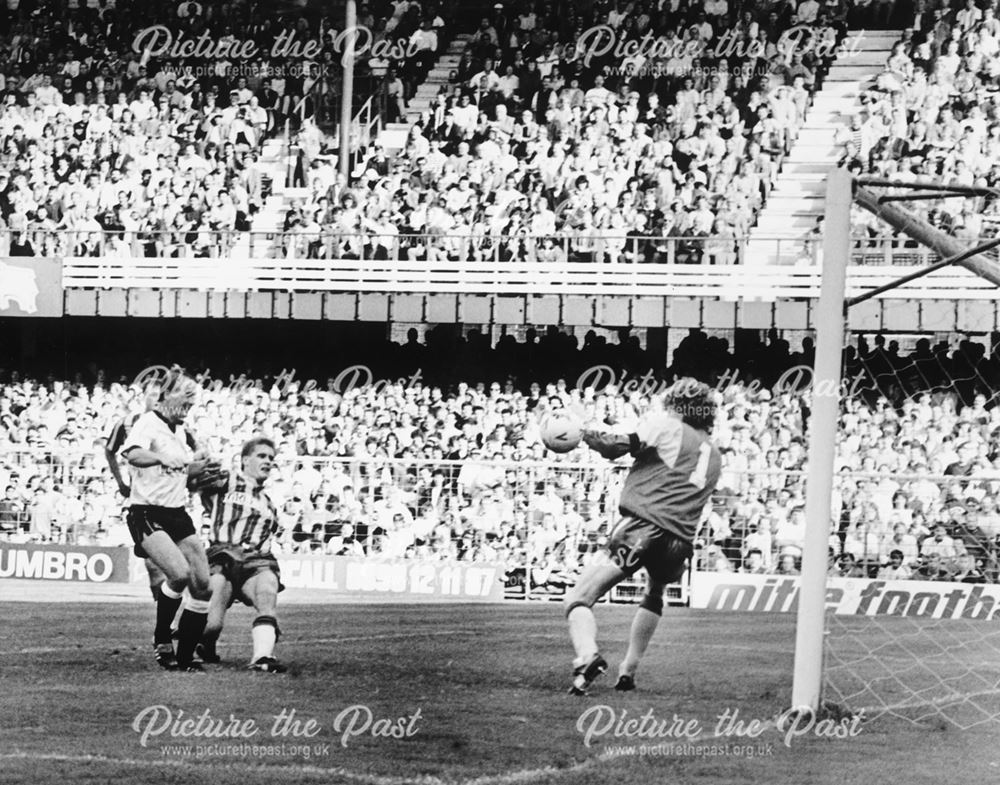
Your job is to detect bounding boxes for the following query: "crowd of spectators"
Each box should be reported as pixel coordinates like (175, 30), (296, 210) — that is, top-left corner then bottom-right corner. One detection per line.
(842, 0), (1000, 250)
(267, 0), (857, 262)
(3, 327), (1000, 592)
(0, 0), (458, 259)
(0, 0), (964, 265)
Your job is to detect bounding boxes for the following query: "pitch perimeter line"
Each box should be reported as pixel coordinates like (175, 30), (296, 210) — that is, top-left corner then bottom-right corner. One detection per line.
(0, 750), (614, 785)
(293, 629), (478, 646)
(0, 629), (478, 657)
(3, 631), (785, 657)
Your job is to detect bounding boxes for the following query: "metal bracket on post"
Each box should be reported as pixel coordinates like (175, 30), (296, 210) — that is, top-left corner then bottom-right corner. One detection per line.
(846, 236), (1000, 308)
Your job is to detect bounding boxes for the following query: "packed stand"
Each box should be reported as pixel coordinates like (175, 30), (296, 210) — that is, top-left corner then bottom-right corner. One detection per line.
(3, 329), (1000, 588)
(0, 0), (457, 259)
(283, 0), (857, 263)
(841, 0), (1000, 257)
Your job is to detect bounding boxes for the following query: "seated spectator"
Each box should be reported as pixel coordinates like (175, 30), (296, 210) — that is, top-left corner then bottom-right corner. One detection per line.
(879, 523), (919, 565)
(877, 549), (912, 580)
(773, 505), (807, 559)
(742, 548), (768, 574)
(921, 525), (957, 559)
(837, 552), (866, 578)
(776, 553), (800, 576)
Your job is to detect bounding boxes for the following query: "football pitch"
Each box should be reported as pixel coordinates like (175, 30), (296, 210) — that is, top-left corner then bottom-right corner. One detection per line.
(1, 599), (995, 785)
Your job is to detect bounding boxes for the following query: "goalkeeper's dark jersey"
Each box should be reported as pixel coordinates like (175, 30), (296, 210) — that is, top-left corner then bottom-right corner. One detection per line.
(206, 474), (279, 553)
(619, 413), (722, 543)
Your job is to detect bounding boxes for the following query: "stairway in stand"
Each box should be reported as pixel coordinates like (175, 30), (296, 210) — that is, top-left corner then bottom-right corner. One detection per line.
(246, 35), (473, 245)
(745, 29), (901, 266)
(375, 34), (474, 152)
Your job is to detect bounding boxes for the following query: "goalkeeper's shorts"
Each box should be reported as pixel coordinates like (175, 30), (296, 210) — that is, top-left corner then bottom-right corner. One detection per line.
(207, 543), (284, 607)
(605, 515), (692, 584)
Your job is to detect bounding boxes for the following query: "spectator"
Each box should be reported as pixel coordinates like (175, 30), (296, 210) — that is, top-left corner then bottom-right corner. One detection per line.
(877, 549), (912, 580)
(921, 524), (957, 559)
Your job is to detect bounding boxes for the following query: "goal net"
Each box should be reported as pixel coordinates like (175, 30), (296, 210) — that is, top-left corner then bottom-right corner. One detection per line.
(820, 332), (1000, 726)
(798, 171), (1000, 727)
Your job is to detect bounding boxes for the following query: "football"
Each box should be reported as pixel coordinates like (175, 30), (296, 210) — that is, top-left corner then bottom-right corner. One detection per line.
(540, 413), (583, 453)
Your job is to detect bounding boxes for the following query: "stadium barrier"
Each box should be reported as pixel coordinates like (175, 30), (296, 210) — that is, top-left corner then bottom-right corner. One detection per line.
(279, 554), (504, 600)
(46, 230), (754, 264)
(29, 229), (992, 271)
(59, 254), (998, 300)
(690, 572), (1000, 620)
(0, 542), (131, 583)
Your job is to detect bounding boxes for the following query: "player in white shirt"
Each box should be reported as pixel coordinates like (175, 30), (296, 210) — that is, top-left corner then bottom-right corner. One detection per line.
(121, 369), (215, 671)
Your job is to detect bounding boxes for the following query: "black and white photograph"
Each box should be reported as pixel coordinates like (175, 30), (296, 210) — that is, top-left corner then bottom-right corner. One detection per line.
(2, 0), (1000, 782)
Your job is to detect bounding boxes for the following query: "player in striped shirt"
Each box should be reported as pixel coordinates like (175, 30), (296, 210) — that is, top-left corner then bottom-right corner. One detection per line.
(561, 378), (722, 695)
(197, 436), (286, 673)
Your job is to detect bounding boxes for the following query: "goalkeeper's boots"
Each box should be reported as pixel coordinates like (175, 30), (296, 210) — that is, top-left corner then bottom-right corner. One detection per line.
(614, 674), (636, 692)
(568, 653), (607, 695)
(250, 656), (287, 674)
(195, 643), (221, 664)
(154, 642), (178, 670)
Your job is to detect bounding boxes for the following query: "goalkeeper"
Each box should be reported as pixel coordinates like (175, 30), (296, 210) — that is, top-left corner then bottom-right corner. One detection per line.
(561, 379), (723, 695)
(194, 436), (287, 673)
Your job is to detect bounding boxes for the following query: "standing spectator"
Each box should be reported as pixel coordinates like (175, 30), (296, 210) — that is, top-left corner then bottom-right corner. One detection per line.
(0, 484), (23, 534)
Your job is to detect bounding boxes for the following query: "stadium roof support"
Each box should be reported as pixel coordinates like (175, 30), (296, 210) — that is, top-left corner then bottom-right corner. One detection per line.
(853, 182), (1000, 287)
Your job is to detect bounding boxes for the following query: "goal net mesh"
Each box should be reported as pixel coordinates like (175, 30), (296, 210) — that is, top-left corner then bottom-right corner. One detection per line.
(825, 614), (1000, 728)
(818, 291), (1000, 726)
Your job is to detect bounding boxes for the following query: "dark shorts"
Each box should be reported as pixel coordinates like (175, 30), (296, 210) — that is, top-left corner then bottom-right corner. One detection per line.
(605, 515), (693, 585)
(127, 506), (197, 558)
(207, 543), (284, 607)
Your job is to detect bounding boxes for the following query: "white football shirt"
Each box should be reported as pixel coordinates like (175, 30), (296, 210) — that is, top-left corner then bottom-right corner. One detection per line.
(120, 411), (194, 508)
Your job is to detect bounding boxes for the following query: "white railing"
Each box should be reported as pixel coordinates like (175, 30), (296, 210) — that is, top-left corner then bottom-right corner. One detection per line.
(61, 257), (999, 300)
(27, 230), (998, 268)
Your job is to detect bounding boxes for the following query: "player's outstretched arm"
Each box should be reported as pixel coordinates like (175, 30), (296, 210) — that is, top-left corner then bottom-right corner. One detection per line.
(581, 428), (637, 461)
(540, 395), (639, 461)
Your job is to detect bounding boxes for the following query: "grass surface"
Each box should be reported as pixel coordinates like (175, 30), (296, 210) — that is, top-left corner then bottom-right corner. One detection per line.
(1, 601), (996, 784)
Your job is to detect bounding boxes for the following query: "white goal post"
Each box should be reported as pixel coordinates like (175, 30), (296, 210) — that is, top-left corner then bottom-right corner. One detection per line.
(791, 167), (853, 712)
(791, 167), (1000, 720)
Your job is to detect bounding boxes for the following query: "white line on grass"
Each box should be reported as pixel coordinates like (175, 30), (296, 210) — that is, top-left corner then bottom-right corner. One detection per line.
(0, 629), (478, 657)
(292, 629), (478, 646)
(4, 633), (782, 657)
(0, 752), (441, 785)
(0, 750), (615, 785)
(460, 751), (615, 785)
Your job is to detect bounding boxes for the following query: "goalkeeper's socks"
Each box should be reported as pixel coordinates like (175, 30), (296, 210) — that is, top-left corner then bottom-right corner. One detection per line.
(175, 598), (210, 667)
(154, 583), (183, 645)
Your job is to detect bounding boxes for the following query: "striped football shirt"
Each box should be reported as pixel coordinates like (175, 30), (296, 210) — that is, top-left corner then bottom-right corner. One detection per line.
(207, 473), (279, 553)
